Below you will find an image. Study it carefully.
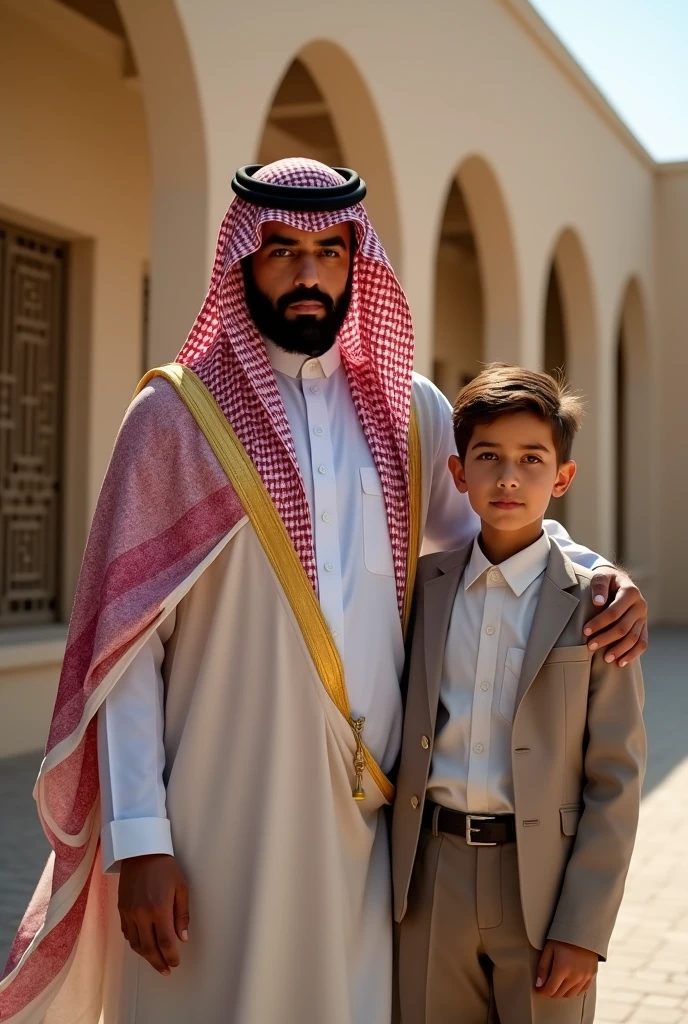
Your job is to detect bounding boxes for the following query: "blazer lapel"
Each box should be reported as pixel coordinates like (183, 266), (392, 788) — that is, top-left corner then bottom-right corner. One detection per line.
(514, 543), (581, 714)
(423, 546), (471, 734)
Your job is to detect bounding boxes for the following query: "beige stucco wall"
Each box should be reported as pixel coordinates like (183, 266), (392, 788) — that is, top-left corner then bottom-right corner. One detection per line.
(0, 0), (684, 756)
(0, 0), (150, 755)
(656, 165), (688, 623)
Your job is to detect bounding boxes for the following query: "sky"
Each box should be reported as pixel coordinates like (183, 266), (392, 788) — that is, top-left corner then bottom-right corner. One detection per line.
(528, 0), (688, 162)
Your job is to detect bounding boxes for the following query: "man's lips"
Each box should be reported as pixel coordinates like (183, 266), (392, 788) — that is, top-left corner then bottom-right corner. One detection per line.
(288, 301), (324, 313)
(490, 500), (524, 510)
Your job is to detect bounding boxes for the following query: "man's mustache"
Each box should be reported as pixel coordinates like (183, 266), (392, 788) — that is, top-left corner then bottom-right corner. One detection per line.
(276, 288), (335, 316)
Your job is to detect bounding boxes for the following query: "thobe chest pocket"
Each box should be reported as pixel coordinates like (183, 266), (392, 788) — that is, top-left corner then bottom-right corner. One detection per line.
(499, 647), (524, 723)
(360, 467), (395, 576)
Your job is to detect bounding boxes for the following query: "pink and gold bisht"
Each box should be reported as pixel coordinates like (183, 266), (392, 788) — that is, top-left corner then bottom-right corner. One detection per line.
(0, 159), (421, 1022)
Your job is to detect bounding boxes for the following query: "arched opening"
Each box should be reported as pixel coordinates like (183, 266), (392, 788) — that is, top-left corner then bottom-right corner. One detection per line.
(541, 229), (599, 543)
(615, 278), (651, 575)
(433, 180), (484, 400)
(432, 157), (520, 401)
(256, 41), (402, 270)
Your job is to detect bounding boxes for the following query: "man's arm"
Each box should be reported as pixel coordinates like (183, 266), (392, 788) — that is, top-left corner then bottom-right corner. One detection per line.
(546, 650), (646, 959)
(415, 374), (649, 663)
(98, 612), (189, 976)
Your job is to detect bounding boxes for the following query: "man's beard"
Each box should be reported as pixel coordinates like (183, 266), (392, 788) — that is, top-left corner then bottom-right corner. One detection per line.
(242, 260), (352, 358)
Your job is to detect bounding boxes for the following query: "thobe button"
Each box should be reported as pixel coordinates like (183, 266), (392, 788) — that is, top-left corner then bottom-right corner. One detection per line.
(421, 735), (430, 750)
(410, 796), (419, 810)
(332, 630), (339, 638)
(480, 681), (491, 692)
(473, 743), (484, 754)
(324, 562), (334, 572)
(489, 569), (501, 582)
(310, 385), (321, 395)
(322, 512), (332, 523)
(485, 626), (495, 636)
(313, 426), (324, 436)
(318, 465), (327, 475)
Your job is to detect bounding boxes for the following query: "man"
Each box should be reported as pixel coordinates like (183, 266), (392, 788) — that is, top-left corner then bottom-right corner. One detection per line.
(0, 159), (647, 1024)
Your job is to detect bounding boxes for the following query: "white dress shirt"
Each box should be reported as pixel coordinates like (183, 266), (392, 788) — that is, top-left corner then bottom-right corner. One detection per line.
(98, 343), (608, 871)
(427, 531), (552, 814)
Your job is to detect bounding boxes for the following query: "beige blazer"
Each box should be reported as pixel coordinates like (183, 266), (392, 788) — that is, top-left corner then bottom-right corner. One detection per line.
(392, 540), (646, 958)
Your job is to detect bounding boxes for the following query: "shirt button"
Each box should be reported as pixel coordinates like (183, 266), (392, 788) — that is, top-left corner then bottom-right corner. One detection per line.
(421, 735), (430, 750)
(324, 562), (334, 572)
(318, 465), (327, 475)
(322, 512), (332, 523)
(313, 426), (324, 436)
(489, 569), (501, 582)
(332, 630), (339, 639)
(485, 626), (495, 636)
(473, 743), (484, 754)
(480, 681), (491, 692)
(310, 385), (320, 395)
(410, 796), (419, 810)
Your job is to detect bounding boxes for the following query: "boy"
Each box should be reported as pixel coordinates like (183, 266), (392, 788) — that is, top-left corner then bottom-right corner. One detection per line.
(392, 364), (646, 1023)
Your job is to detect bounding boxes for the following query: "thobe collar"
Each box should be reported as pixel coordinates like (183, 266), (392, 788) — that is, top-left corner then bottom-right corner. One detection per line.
(263, 337), (341, 380)
(464, 530), (551, 598)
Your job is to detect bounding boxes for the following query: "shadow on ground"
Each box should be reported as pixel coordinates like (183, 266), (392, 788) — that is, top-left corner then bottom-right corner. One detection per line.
(0, 628), (686, 969)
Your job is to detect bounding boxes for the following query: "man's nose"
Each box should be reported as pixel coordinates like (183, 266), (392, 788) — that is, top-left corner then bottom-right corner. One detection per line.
(293, 254), (320, 289)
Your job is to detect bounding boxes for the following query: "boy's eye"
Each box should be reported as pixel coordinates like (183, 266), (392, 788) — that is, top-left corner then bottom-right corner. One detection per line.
(523, 455), (543, 464)
(477, 452), (498, 460)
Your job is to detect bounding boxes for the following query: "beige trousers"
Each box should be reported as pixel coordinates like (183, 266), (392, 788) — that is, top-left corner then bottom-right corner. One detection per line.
(398, 830), (595, 1024)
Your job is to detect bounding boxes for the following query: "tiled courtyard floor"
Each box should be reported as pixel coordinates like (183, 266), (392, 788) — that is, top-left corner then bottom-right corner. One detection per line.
(1, 628), (687, 1021)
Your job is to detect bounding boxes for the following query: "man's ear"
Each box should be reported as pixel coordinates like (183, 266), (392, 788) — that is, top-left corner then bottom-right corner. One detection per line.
(552, 460), (577, 498)
(448, 454), (468, 494)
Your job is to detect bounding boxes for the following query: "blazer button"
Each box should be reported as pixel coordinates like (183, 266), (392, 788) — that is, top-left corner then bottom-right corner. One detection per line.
(421, 735), (430, 750)
(410, 796), (419, 810)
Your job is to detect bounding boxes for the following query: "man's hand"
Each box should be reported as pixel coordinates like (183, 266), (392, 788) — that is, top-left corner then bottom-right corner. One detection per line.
(118, 854), (189, 976)
(583, 567), (648, 667)
(536, 940), (598, 998)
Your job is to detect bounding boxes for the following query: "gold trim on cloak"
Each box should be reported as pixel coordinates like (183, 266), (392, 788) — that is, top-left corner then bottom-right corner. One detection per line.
(137, 363), (422, 805)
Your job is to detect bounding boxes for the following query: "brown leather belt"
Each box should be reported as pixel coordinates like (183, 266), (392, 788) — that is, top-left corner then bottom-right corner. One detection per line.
(422, 800), (516, 845)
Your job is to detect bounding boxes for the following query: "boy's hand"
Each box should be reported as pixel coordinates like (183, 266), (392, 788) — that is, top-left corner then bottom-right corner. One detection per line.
(118, 854), (189, 975)
(536, 940), (598, 998)
(584, 567), (648, 666)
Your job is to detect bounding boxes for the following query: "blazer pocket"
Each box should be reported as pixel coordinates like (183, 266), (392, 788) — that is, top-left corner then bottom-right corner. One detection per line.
(543, 644), (592, 665)
(499, 647), (524, 723)
(360, 467), (395, 577)
(560, 804), (583, 836)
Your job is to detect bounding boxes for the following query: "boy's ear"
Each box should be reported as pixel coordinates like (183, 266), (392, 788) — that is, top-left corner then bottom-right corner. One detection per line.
(552, 460), (577, 498)
(448, 454), (468, 494)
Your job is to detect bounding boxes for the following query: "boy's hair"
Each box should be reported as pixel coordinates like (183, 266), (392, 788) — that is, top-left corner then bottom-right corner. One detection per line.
(452, 363), (584, 464)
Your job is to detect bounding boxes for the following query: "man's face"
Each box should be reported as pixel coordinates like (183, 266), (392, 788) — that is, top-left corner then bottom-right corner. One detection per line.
(448, 411), (576, 533)
(243, 221), (354, 357)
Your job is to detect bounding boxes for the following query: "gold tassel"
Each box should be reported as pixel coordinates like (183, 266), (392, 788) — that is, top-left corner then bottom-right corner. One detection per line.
(349, 716), (366, 801)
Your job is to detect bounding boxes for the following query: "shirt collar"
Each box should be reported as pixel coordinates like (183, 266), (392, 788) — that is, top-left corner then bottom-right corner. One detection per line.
(464, 530), (551, 597)
(263, 337), (341, 380)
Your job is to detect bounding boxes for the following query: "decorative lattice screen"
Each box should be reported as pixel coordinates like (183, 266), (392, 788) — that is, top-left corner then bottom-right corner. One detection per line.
(0, 221), (66, 627)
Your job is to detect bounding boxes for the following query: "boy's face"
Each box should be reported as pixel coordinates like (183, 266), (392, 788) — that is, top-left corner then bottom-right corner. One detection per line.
(449, 411), (576, 533)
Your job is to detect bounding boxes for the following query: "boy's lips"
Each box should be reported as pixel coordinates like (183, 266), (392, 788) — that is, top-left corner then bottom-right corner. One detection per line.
(490, 500), (524, 510)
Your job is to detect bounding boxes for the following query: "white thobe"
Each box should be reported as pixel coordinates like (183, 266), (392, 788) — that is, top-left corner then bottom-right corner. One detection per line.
(98, 343), (609, 871)
(427, 530), (551, 814)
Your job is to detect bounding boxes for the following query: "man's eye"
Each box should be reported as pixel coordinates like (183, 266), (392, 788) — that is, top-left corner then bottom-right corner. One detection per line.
(320, 250), (340, 258)
(269, 249), (293, 257)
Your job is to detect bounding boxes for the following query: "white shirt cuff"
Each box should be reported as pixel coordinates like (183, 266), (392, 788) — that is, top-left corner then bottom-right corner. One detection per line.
(101, 817), (174, 874)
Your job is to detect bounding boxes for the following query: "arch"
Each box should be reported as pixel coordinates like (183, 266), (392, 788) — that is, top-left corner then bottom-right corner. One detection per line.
(541, 228), (600, 540)
(116, 0), (209, 366)
(431, 155), (520, 398)
(256, 40), (402, 271)
(615, 277), (651, 574)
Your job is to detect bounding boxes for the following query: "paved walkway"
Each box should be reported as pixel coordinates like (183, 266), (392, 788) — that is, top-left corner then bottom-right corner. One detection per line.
(1, 628), (687, 1021)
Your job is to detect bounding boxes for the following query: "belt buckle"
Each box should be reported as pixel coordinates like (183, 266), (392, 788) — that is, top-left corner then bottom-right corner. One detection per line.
(466, 814), (497, 846)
